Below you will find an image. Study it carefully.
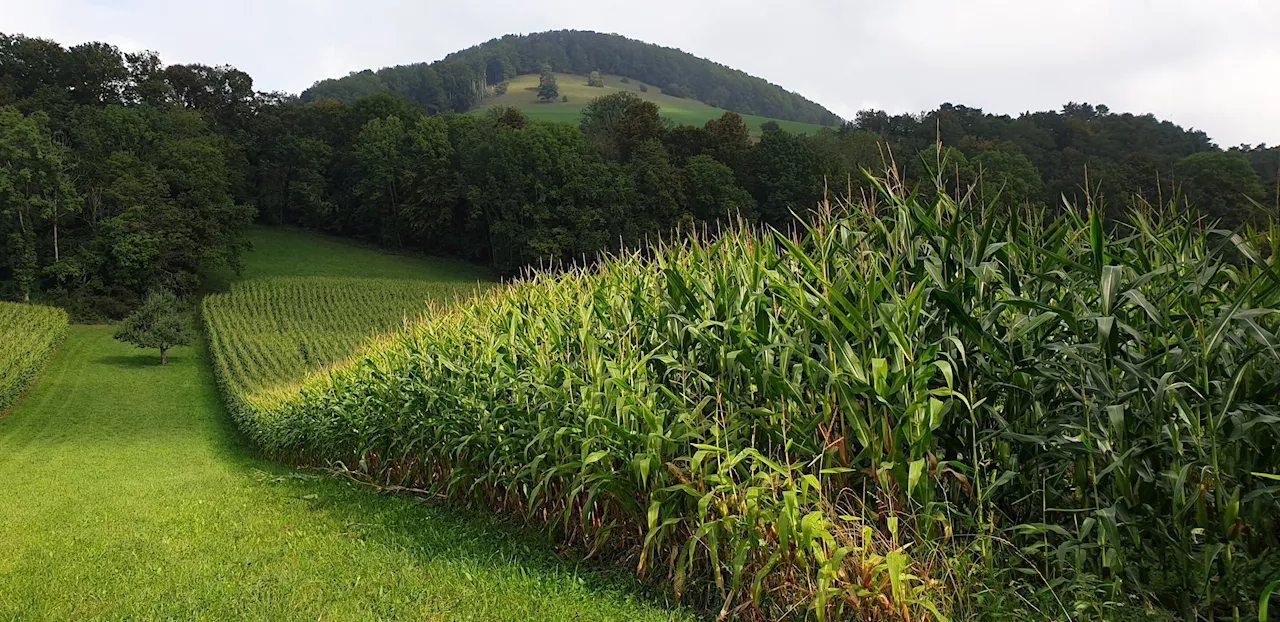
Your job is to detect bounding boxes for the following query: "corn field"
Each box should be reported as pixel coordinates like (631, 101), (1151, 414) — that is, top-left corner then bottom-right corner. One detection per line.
(203, 277), (487, 405)
(210, 178), (1280, 620)
(0, 301), (68, 413)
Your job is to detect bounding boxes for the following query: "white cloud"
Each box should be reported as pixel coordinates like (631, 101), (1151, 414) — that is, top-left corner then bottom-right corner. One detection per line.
(2, 0), (1276, 146)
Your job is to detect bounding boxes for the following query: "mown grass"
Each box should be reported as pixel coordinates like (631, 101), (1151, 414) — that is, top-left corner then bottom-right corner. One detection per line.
(472, 73), (829, 136)
(238, 227), (491, 281)
(219, 176), (1280, 620)
(0, 230), (696, 621)
(0, 301), (67, 414)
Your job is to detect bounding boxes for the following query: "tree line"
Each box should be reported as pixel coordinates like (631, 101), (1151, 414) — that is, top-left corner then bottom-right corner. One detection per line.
(2, 32), (1278, 316)
(301, 30), (844, 126)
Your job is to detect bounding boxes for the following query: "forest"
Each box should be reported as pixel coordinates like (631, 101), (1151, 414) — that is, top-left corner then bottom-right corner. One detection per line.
(1, 31), (1278, 316)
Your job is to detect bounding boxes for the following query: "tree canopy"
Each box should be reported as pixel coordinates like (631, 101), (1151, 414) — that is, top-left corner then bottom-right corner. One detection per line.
(113, 289), (193, 364)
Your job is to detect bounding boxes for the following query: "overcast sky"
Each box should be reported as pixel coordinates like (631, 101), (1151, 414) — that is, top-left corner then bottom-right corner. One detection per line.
(3, 0), (1277, 147)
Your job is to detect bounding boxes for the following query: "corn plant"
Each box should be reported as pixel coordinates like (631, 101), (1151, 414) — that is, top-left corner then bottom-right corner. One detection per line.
(202, 276), (488, 440)
(208, 174), (1279, 620)
(0, 301), (68, 413)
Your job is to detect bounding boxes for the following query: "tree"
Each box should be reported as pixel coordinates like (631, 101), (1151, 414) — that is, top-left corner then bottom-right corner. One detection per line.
(0, 107), (78, 301)
(1175, 151), (1267, 227)
(537, 70), (559, 102)
(353, 115), (412, 246)
(638, 83), (648, 93)
(704, 112), (752, 173)
(972, 149), (1043, 208)
(113, 290), (193, 364)
(587, 70), (604, 88)
(746, 130), (821, 225)
(683, 155), (756, 222)
(493, 81), (508, 96)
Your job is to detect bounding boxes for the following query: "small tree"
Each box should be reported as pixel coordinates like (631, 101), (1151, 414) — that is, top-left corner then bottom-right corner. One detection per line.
(588, 70), (605, 88)
(538, 71), (559, 102)
(493, 81), (509, 96)
(562, 95), (569, 103)
(638, 83), (648, 93)
(114, 290), (193, 365)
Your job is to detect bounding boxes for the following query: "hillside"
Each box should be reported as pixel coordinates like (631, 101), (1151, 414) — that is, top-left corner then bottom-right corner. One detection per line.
(471, 72), (826, 135)
(301, 29), (841, 127)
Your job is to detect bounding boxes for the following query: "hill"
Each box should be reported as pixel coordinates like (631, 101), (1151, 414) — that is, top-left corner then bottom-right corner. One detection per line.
(301, 30), (841, 127)
(470, 72), (826, 135)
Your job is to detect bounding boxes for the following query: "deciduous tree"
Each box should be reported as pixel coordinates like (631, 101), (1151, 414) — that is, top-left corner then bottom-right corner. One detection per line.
(113, 290), (192, 364)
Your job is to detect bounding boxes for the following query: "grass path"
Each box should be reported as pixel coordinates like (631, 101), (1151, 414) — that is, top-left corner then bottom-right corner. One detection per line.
(0, 328), (694, 620)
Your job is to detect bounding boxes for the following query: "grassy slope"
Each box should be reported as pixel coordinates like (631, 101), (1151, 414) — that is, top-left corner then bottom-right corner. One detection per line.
(0, 230), (694, 621)
(472, 73), (829, 136)
(240, 227), (491, 281)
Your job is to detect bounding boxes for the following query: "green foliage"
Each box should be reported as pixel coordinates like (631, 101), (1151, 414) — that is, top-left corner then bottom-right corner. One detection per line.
(216, 177), (1279, 620)
(302, 30), (842, 126)
(537, 70), (559, 102)
(113, 290), (193, 364)
(0, 37), (255, 311)
(0, 301), (67, 412)
(493, 81), (509, 96)
(638, 83), (648, 93)
(587, 70), (604, 88)
(663, 83), (693, 99)
(1176, 150), (1267, 227)
(682, 154), (756, 222)
(972, 148), (1043, 207)
(0, 107), (78, 302)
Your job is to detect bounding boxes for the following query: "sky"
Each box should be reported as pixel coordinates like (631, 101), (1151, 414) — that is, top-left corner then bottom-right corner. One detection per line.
(3, 0), (1277, 147)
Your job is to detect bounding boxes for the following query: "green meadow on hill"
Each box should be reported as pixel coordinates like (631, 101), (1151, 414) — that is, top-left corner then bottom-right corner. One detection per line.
(472, 73), (828, 135)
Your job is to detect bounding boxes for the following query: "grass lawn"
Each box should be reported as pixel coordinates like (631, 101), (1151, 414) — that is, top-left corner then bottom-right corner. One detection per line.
(0, 231), (696, 621)
(237, 227), (491, 282)
(472, 73), (831, 136)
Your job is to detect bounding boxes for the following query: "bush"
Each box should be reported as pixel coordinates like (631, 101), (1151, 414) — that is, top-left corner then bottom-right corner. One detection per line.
(216, 175), (1280, 619)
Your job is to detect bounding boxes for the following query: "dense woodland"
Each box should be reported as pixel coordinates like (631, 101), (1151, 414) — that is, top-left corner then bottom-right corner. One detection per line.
(301, 30), (843, 126)
(2, 32), (1278, 316)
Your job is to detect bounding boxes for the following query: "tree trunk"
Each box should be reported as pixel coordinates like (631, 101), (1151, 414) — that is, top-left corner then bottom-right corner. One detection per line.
(52, 203), (59, 262)
(161, 348), (168, 365)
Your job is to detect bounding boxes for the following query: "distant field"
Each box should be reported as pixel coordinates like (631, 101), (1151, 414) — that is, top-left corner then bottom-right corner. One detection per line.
(471, 73), (829, 135)
(206, 227), (492, 401)
(206, 277), (485, 397)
